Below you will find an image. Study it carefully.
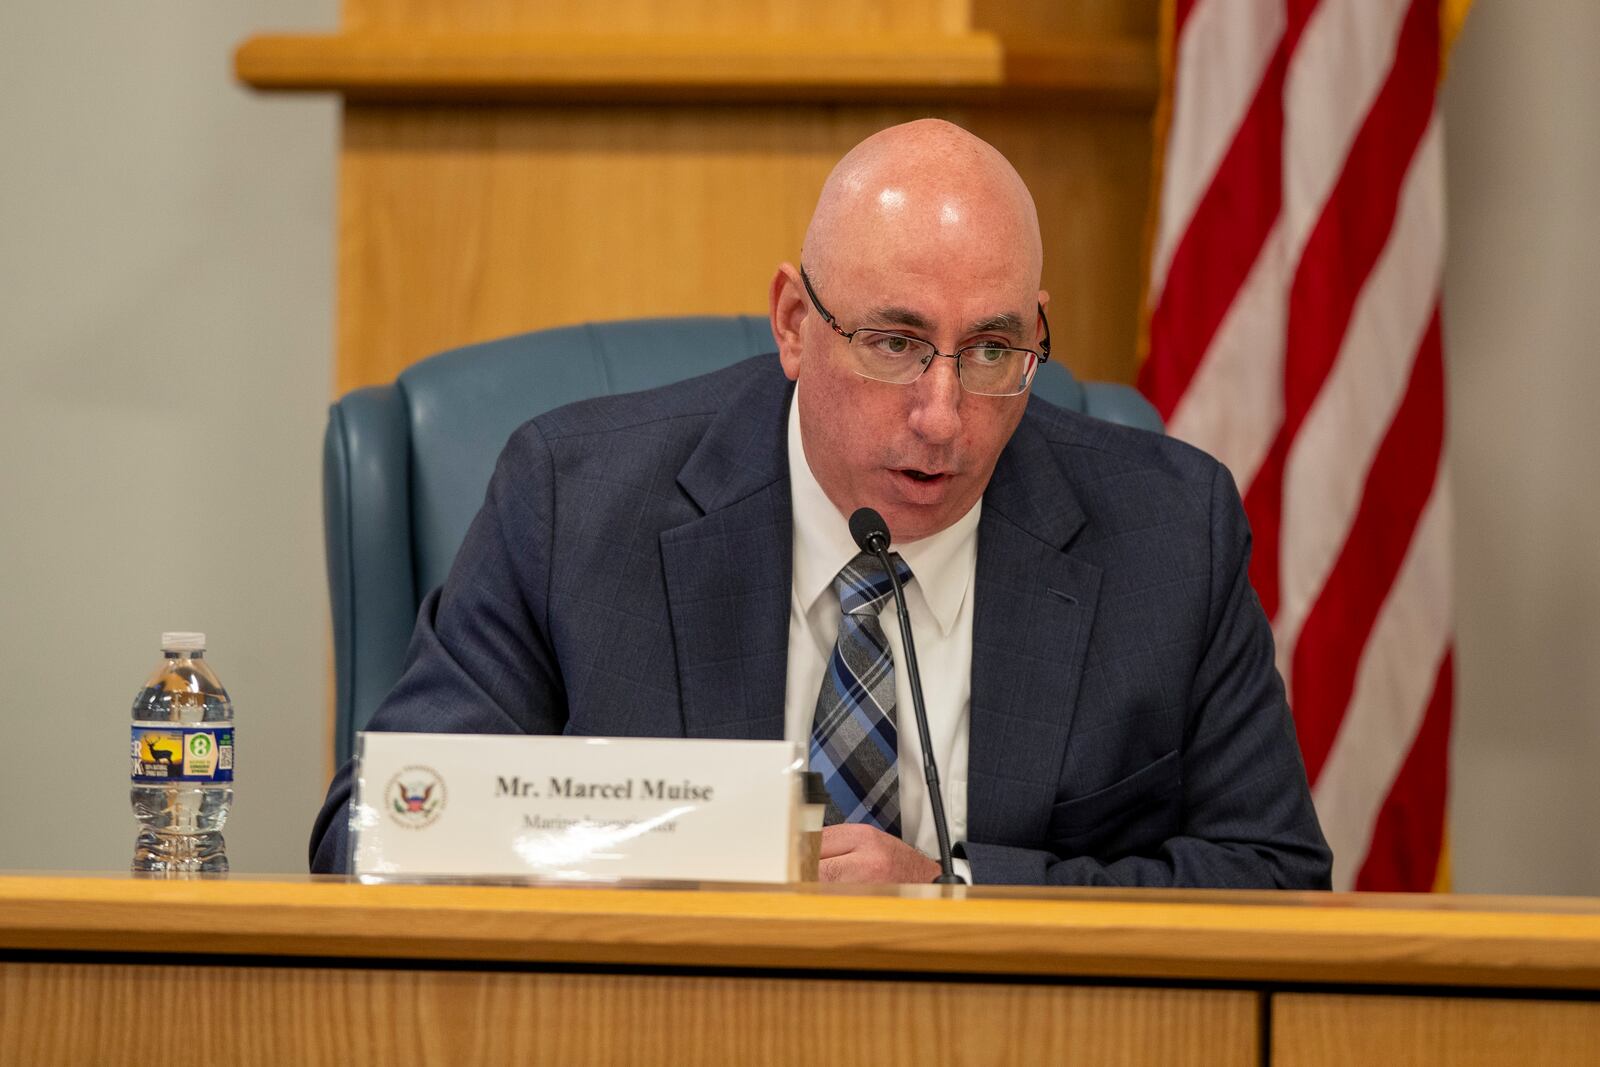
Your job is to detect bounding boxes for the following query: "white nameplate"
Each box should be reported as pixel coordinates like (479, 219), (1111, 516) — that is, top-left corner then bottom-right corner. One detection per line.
(351, 733), (803, 883)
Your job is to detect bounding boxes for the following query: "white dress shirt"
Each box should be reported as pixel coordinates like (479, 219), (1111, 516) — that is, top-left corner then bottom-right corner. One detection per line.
(783, 387), (977, 880)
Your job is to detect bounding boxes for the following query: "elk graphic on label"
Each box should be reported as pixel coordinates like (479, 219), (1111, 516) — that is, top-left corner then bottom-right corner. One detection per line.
(143, 735), (181, 766)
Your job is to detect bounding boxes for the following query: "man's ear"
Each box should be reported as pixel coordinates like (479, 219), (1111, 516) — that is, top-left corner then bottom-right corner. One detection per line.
(770, 264), (807, 382)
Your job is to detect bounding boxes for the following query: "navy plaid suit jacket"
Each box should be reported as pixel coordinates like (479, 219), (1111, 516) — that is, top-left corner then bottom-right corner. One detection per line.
(310, 354), (1331, 887)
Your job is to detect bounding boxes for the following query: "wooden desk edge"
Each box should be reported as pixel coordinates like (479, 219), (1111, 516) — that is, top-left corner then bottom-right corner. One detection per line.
(3, 875), (1598, 991)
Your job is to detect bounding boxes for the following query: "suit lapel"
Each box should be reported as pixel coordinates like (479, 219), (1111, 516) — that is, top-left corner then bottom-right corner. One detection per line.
(660, 363), (794, 741)
(967, 413), (1102, 847)
(657, 367), (1104, 824)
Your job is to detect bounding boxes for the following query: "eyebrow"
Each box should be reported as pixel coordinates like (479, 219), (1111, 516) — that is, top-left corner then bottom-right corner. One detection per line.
(864, 306), (1028, 340)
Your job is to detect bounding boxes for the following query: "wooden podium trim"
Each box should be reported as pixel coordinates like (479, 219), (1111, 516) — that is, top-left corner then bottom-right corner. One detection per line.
(4, 875), (1600, 991)
(233, 32), (1157, 105)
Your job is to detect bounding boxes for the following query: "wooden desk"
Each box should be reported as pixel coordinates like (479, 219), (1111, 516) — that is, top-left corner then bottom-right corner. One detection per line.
(3, 875), (1598, 1065)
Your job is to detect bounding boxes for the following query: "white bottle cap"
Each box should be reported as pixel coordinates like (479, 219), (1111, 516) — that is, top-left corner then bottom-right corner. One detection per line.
(161, 632), (207, 652)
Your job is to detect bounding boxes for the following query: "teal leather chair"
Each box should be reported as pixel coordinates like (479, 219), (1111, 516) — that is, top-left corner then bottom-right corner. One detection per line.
(323, 315), (1162, 765)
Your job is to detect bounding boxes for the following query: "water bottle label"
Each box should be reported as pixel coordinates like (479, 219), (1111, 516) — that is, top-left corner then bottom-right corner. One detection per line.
(131, 726), (234, 783)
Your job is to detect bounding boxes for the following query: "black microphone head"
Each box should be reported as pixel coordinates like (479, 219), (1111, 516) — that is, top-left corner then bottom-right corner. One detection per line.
(849, 507), (892, 553)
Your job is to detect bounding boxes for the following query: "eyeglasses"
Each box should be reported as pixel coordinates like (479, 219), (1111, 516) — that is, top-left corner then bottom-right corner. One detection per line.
(798, 265), (1050, 398)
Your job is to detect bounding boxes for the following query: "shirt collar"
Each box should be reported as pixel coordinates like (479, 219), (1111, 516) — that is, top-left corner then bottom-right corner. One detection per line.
(787, 385), (981, 637)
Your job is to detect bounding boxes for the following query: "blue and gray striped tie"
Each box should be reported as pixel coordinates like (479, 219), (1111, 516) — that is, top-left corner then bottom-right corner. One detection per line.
(809, 551), (914, 837)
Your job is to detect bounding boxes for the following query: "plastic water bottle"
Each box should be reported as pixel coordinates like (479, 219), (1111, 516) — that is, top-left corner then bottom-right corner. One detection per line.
(130, 632), (234, 872)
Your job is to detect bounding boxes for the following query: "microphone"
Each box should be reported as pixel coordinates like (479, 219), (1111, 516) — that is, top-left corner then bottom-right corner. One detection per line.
(849, 507), (966, 885)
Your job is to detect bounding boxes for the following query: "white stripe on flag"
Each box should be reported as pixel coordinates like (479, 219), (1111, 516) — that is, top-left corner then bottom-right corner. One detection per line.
(1274, 117), (1445, 686)
(1282, 0), (1413, 262)
(1312, 470), (1453, 890)
(1167, 217), (1286, 490)
(1148, 0), (1287, 305)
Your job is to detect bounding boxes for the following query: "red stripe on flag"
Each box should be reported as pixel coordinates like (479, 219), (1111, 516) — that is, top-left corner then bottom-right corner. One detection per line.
(1139, 2), (1322, 419)
(1245, 437), (1287, 620)
(1293, 307), (1445, 783)
(1173, 0), (1200, 40)
(1241, 0), (1441, 620)
(1140, 69), (1282, 418)
(1354, 648), (1453, 891)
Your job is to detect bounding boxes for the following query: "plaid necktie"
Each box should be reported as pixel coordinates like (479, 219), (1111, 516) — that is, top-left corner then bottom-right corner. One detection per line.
(809, 551), (914, 837)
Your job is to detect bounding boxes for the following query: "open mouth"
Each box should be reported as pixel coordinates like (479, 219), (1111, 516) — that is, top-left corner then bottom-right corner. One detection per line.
(897, 469), (949, 483)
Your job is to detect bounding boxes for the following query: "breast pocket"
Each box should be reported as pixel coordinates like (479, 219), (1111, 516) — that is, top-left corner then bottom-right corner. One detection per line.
(1047, 750), (1182, 860)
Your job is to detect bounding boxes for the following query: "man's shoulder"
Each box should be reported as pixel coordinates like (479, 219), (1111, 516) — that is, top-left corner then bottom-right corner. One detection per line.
(525, 353), (785, 445)
(1019, 395), (1228, 514)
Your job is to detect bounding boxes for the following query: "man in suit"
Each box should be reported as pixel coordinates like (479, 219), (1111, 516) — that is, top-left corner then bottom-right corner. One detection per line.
(311, 119), (1331, 887)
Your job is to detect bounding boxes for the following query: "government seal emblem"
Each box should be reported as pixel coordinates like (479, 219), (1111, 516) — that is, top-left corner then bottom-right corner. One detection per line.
(386, 765), (446, 829)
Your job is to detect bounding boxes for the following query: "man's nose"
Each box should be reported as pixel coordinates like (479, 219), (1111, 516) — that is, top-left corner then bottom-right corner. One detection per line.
(907, 355), (963, 445)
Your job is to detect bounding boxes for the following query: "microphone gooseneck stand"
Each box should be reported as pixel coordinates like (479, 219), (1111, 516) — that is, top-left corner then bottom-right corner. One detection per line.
(849, 507), (966, 886)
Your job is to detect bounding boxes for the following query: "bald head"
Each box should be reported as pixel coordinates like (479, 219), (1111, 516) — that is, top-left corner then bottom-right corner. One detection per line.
(801, 119), (1043, 289)
(770, 120), (1050, 543)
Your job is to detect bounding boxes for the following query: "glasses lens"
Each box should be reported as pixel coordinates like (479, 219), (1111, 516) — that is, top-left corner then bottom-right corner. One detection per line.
(958, 348), (1037, 396)
(850, 331), (936, 383)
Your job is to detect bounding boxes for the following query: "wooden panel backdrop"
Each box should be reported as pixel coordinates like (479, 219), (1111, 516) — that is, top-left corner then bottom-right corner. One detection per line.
(238, 0), (1159, 394)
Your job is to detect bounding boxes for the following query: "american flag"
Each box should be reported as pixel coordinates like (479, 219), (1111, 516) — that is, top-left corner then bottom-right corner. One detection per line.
(1139, 0), (1470, 891)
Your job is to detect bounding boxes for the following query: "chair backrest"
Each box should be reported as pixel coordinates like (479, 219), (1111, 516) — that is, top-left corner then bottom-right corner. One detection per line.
(323, 315), (1162, 765)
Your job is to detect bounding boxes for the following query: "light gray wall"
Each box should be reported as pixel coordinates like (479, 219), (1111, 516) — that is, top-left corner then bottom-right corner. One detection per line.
(0, 1), (1594, 892)
(0, 1), (337, 872)
(1443, 1), (1600, 895)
